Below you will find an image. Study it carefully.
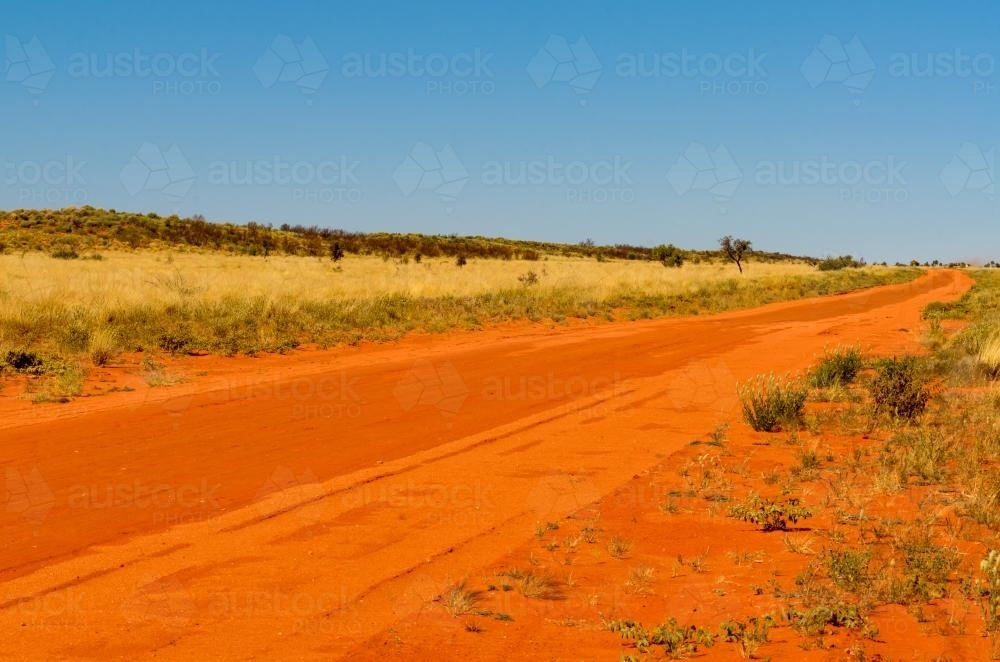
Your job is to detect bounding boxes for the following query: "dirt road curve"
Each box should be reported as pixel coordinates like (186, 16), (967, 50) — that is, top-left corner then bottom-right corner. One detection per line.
(1, 270), (969, 660)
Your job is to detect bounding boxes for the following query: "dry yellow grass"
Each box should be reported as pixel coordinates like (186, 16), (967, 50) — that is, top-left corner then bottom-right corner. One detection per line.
(0, 251), (919, 364)
(978, 332), (1000, 377)
(3, 251), (822, 306)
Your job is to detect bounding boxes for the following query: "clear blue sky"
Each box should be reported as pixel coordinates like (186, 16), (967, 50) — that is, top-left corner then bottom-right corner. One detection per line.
(4, 0), (997, 262)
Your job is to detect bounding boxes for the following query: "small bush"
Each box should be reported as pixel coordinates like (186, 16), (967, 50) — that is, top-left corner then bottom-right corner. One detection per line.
(51, 248), (80, 259)
(1, 349), (49, 375)
(88, 329), (119, 367)
(786, 602), (871, 636)
(729, 494), (812, 532)
(496, 569), (562, 600)
(455, 255), (467, 267)
(868, 356), (930, 420)
(810, 346), (863, 387)
(738, 374), (807, 432)
(440, 581), (482, 616)
(158, 331), (193, 354)
(720, 615), (774, 659)
(608, 536), (633, 559)
(652, 244), (685, 268)
(607, 618), (716, 658)
(518, 270), (540, 287)
(825, 548), (872, 593)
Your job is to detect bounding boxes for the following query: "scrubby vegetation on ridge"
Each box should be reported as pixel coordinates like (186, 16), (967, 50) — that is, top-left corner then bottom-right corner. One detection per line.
(0, 206), (815, 264)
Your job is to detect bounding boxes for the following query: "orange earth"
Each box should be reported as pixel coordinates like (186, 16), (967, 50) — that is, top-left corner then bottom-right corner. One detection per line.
(0, 269), (977, 660)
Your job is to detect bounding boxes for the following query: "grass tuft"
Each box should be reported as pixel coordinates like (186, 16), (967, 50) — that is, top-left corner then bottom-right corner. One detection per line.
(738, 374), (807, 432)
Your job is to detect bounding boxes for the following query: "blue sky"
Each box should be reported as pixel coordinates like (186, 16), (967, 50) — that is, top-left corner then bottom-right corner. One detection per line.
(3, 0), (996, 262)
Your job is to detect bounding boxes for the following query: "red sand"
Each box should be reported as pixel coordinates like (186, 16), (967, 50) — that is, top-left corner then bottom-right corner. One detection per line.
(0, 269), (973, 659)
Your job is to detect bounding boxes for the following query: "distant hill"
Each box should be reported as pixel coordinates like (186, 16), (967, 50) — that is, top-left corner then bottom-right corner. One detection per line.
(0, 206), (816, 264)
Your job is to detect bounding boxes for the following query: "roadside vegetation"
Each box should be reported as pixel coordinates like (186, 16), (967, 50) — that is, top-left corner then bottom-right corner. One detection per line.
(378, 270), (1000, 660)
(0, 208), (922, 401)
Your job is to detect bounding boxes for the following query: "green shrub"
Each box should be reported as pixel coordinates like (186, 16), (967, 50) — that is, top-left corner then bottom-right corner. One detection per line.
(607, 618), (715, 658)
(158, 331), (193, 354)
(825, 548), (872, 593)
(817, 255), (863, 271)
(1, 349), (49, 375)
(868, 356), (930, 420)
(51, 248), (80, 259)
(729, 494), (812, 532)
(738, 374), (807, 432)
(720, 615), (774, 658)
(810, 346), (863, 387)
(786, 602), (872, 636)
(652, 244), (685, 268)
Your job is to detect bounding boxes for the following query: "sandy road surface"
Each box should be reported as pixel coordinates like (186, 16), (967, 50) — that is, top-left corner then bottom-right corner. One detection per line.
(0, 270), (969, 660)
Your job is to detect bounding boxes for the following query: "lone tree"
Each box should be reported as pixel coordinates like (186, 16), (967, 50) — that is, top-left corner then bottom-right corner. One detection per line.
(719, 235), (752, 273)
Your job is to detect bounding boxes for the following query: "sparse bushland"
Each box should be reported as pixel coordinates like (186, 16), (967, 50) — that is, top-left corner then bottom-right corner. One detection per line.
(0, 206), (813, 263)
(387, 271), (1000, 657)
(817, 255), (865, 271)
(1, 248), (919, 393)
(418, 272), (994, 659)
(738, 374), (808, 432)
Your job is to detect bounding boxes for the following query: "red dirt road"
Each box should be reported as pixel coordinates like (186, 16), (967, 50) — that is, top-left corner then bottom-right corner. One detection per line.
(1, 270), (969, 660)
